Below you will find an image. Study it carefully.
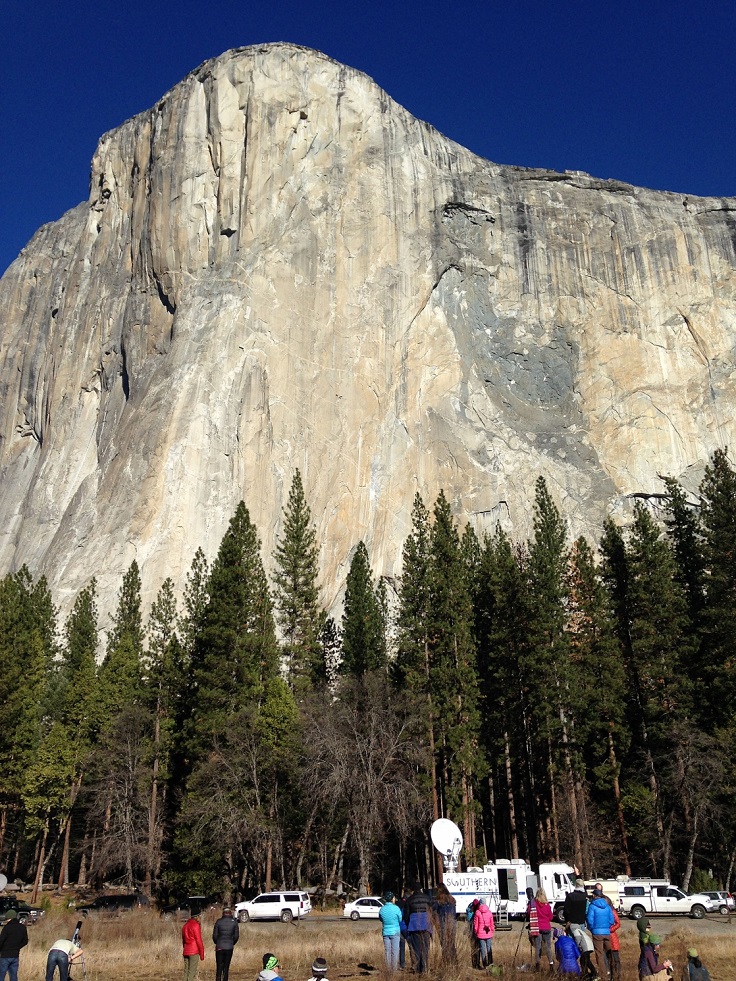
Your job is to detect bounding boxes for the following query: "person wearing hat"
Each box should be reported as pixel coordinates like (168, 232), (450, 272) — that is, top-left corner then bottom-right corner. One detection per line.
(181, 910), (205, 981)
(379, 892), (403, 970)
(472, 896), (495, 970)
(212, 907), (239, 981)
(0, 909), (29, 981)
(554, 926), (582, 976)
(258, 953), (284, 981)
(637, 934), (672, 979)
(637, 916), (652, 949)
(307, 957), (329, 981)
(682, 948), (710, 981)
(403, 882), (433, 974)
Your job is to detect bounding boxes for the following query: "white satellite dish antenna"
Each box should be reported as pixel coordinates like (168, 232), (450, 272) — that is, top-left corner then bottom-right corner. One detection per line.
(431, 818), (463, 873)
(0, 874), (7, 892)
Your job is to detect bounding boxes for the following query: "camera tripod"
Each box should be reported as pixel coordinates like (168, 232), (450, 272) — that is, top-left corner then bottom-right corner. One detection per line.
(67, 920), (88, 981)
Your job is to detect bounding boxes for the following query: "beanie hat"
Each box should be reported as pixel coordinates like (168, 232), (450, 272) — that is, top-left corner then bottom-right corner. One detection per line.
(575, 878), (585, 887)
(593, 887), (603, 897)
(4, 909), (17, 919)
(688, 948), (698, 959)
(264, 955), (279, 971)
(312, 959), (328, 975)
(637, 917), (650, 933)
(383, 891), (394, 902)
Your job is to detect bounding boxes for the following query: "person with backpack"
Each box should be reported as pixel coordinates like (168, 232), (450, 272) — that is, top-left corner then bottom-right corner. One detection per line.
(682, 947), (710, 981)
(403, 883), (433, 974)
(471, 898), (495, 969)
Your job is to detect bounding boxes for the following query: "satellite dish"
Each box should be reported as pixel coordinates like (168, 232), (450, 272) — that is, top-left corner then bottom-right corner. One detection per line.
(431, 819), (463, 872)
(0, 874), (7, 892)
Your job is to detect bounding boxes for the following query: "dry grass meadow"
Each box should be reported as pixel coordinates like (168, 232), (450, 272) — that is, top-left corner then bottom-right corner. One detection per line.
(14, 909), (736, 981)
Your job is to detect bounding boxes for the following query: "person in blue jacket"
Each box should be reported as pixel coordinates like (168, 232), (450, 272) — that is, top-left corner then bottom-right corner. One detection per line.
(378, 893), (403, 971)
(585, 888), (614, 981)
(403, 883), (433, 974)
(554, 928), (581, 976)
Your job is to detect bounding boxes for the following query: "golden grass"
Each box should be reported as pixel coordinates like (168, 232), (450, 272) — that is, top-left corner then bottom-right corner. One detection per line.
(14, 910), (736, 981)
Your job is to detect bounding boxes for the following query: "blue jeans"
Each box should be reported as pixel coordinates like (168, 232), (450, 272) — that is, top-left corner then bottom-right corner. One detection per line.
(0, 957), (19, 981)
(478, 937), (493, 966)
(382, 934), (400, 970)
(46, 951), (70, 981)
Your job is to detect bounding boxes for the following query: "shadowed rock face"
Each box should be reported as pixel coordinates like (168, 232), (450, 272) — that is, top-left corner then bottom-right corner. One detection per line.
(1, 42), (735, 622)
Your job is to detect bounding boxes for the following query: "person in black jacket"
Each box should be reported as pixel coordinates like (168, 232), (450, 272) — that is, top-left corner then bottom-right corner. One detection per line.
(564, 879), (588, 933)
(212, 908), (239, 981)
(0, 910), (29, 981)
(403, 884), (433, 974)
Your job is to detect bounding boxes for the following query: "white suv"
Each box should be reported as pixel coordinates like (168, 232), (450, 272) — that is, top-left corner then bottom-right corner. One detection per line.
(235, 891), (312, 922)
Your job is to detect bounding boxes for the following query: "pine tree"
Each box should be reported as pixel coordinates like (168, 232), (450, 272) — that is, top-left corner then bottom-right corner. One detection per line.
(273, 471), (325, 691)
(427, 491), (484, 856)
(340, 541), (386, 677)
(524, 476), (571, 862)
(97, 561), (145, 726)
(191, 502), (278, 745)
(698, 449), (736, 727)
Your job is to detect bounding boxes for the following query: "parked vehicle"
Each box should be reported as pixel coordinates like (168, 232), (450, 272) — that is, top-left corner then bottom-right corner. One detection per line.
(443, 858), (575, 920)
(159, 896), (217, 918)
(618, 879), (714, 919)
(76, 893), (150, 916)
(701, 890), (734, 915)
(343, 896), (385, 919)
(0, 898), (44, 924)
(234, 891), (311, 922)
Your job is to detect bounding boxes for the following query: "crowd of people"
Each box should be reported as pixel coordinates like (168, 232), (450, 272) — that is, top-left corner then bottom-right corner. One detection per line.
(374, 877), (713, 980)
(0, 886), (715, 981)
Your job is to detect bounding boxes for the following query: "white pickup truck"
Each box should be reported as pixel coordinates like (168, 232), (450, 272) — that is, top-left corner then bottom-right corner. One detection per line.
(619, 879), (715, 919)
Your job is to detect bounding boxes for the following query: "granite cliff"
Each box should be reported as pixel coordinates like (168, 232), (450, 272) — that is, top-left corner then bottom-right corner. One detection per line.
(1, 43), (735, 622)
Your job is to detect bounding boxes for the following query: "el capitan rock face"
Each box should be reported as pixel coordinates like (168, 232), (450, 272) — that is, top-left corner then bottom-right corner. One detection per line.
(1, 42), (735, 621)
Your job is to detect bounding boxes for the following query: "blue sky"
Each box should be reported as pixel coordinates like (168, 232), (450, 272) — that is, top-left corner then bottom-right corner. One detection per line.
(2, 0), (734, 275)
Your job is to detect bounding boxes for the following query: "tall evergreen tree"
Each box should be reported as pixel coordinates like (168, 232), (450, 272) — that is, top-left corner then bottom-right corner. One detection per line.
(340, 541), (386, 677)
(97, 561), (145, 725)
(273, 470), (325, 691)
(191, 502), (278, 744)
(698, 449), (736, 728)
(428, 491), (484, 857)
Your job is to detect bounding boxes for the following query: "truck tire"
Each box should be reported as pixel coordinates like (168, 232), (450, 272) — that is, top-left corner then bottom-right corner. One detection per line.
(554, 906), (566, 924)
(280, 909), (293, 922)
(691, 904), (706, 919)
(630, 904), (646, 920)
(238, 910), (250, 922)
(720, 904), (729, 915)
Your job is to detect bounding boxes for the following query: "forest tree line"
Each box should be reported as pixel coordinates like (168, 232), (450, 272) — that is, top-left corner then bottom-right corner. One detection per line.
(2, 449), (736, 903)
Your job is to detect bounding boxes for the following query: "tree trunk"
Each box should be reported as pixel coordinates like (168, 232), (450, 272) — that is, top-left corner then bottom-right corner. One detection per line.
(681, 811), (699, 893)
(503, 730), (518, 859)
(608, 728), (631, 874)
(31, 820), (49, 904)
(145, 708), (161, 897)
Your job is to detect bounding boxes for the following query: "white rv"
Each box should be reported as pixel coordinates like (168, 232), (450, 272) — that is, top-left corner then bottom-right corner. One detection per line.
(443, 858), (575, 919)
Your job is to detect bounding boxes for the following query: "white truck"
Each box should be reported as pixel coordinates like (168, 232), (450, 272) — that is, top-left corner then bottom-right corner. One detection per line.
(443, 858), (575, 920)
(618, 878), (715, 919)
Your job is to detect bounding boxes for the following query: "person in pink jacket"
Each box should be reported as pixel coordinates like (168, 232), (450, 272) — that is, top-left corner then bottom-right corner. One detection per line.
(533, 888), (555, 969)
(182, 911), (205, 981)
(471, 898), (495, 969)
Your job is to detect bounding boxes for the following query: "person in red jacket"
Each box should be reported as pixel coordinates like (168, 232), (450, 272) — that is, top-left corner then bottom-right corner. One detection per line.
(533, 888), (555, 969)
(603, 895), (621, 980)
(182, 911), (205, 981)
